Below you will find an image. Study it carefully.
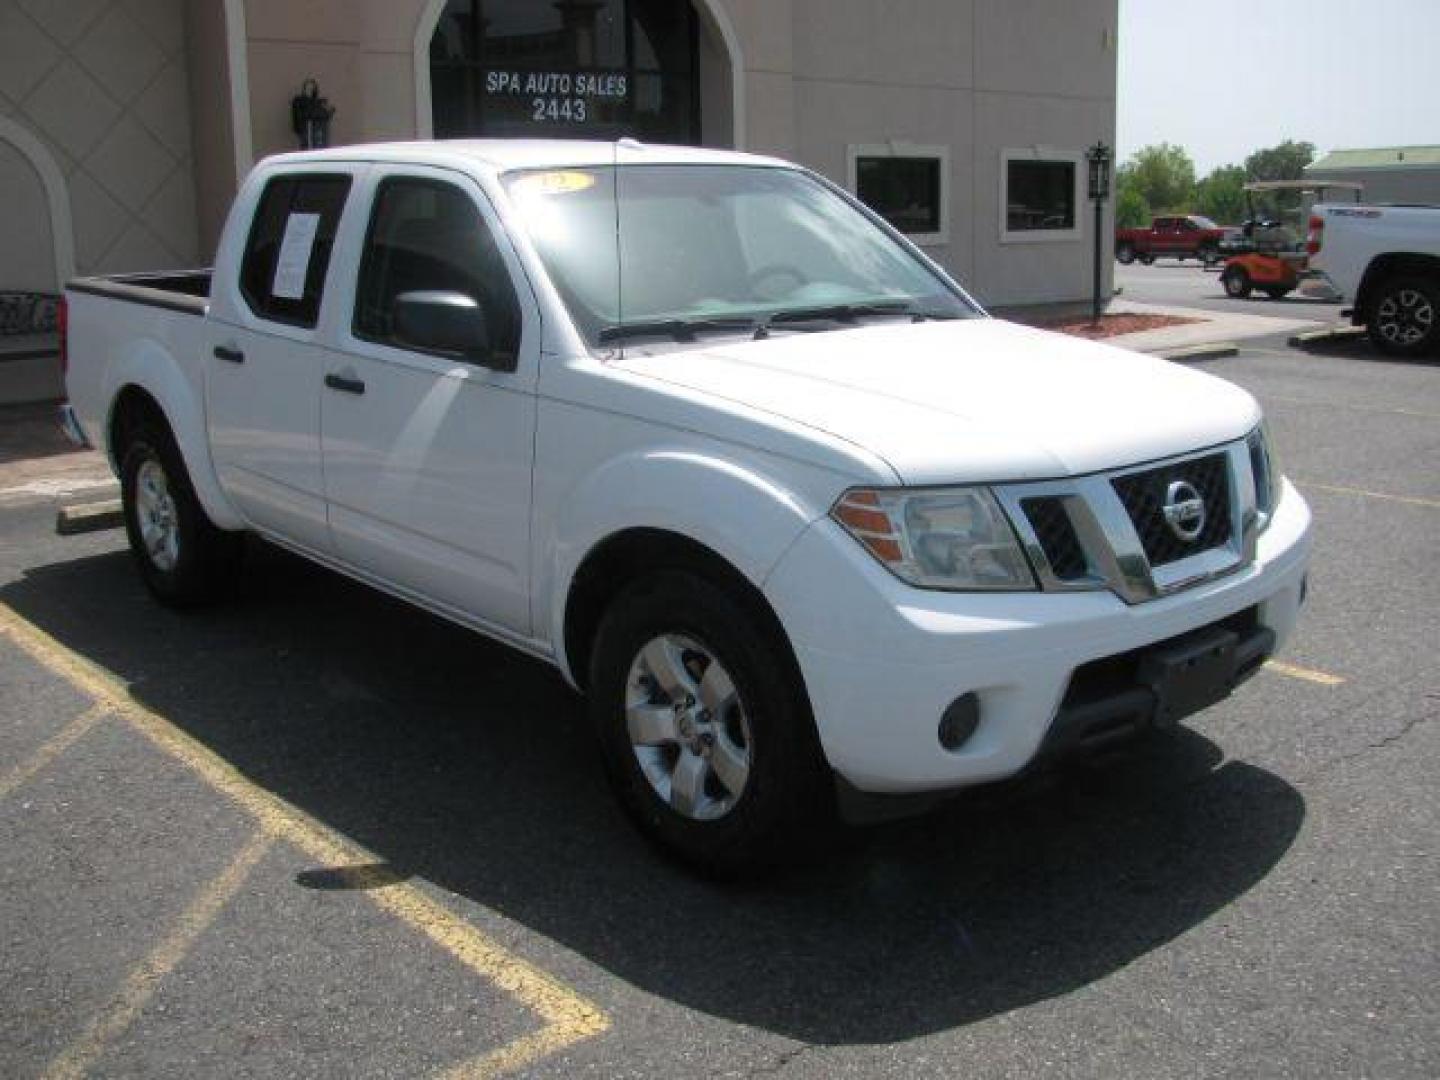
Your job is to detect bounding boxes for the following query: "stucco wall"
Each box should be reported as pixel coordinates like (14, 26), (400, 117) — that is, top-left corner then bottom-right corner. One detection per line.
(0, 0), (199, 284)
(191, 0), (1117, 306)
(239, 0), (425, 165)
(0, 135), (56, 291)
(730, 0), (1117, 307)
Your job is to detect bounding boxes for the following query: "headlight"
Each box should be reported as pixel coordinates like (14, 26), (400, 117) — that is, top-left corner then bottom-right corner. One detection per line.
(1247, 424), (1281, 527)
(831, 487), (1036, 591)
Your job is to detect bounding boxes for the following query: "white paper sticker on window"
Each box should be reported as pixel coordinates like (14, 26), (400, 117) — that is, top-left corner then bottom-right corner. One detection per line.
(272, 212), (321, 300)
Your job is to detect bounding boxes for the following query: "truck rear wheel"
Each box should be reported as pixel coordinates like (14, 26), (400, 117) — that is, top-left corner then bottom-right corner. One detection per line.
(588, 570), (830, 876)
(1115, 242), (1135, 265)
(1367, 275), (1439, 358)
(1138, 253), (1155, 266)
(120, 423), (243, 608)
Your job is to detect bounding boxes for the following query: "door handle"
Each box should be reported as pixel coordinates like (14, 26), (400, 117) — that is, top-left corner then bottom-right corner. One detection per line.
(213, 345), (245, 364)
(324, 373), (366, 395)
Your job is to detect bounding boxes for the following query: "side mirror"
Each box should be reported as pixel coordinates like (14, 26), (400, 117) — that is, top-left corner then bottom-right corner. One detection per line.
(392, 291), (514, 371)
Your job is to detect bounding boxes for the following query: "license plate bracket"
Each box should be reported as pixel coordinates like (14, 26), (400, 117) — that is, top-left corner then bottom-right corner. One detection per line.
(1139, 628), (1240, 728)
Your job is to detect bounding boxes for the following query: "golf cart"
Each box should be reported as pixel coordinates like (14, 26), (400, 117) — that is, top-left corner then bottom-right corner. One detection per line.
(1219, 180), (1363, 299)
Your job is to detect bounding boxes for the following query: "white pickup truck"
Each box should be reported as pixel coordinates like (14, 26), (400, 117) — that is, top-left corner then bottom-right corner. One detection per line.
(61, 140), (1312, 872)
(1305, 202), (1440, 357)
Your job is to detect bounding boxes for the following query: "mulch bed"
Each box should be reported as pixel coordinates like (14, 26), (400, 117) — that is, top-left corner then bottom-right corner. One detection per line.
(1040, 312), (1203, 340)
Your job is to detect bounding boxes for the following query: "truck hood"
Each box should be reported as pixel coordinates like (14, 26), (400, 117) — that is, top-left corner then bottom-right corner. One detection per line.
(613, 318), (1260, 484)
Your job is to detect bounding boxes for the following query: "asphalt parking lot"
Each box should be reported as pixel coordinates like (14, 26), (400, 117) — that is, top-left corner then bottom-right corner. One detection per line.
(2, 330), (1437, 1078)
(1116, 261), (1345, 322)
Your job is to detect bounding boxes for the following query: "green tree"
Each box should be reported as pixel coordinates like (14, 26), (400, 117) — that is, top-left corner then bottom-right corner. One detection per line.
(1243, 140), (1316, 225)
(1243, 140), (1316, 183)
(1195, 164), (1248, 224)
(1117, 143), (1197, 213)
(1115, 183), (1150, 229)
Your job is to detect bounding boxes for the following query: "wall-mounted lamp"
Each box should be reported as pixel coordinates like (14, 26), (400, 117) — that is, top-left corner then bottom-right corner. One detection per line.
(292, 79), (335, 150)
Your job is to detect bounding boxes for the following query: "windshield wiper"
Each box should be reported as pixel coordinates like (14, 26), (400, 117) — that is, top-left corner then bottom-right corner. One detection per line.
(753, 302), (957, 339)
(597, 316), (757, 345)
(597, 303), (961, 345)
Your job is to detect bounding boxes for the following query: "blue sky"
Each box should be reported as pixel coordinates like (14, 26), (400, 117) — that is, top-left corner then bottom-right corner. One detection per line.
(1117, 0), (1440, 174)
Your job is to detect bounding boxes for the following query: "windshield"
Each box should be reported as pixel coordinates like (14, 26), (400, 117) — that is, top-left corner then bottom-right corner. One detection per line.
(501, 164), (977, 347)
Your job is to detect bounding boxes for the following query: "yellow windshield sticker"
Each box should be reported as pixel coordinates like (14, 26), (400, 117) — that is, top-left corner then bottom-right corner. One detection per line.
(511, 170), (597, 197)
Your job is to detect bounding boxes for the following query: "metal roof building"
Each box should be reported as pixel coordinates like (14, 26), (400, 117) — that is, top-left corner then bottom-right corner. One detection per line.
(1304, 145), (1440, 206)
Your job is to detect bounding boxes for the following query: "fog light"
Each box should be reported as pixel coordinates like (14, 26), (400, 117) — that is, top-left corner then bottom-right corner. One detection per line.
(938, 693), (980, 751)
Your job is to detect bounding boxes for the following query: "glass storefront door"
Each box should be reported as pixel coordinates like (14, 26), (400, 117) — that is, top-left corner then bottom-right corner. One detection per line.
(431, 0), (700, 144)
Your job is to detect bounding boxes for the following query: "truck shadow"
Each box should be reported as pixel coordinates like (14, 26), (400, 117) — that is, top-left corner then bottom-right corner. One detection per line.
(2, 542), (1306, 1045)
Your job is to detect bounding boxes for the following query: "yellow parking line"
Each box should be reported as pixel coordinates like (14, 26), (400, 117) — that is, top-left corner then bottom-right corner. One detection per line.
(1265, 660), (1346, 686)
(43, 829), (274, 1080)
(439, 1023), (593, 1080)
(0, 702), (108, 801)
(1297, 480), (1440, 510)
(0, 604), (608, 1074)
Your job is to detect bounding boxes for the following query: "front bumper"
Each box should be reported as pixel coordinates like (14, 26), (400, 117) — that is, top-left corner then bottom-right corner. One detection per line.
(763, 480), (1312, 793)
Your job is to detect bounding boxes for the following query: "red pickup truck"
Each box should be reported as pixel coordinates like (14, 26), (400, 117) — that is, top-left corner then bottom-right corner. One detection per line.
(1116, 215), (1228, 266)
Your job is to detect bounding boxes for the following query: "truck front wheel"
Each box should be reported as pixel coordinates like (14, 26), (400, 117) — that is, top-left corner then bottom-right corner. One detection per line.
(120, 424), (243, 608)
(588, 570), (830, 875)
(1367, 275), (1439, 358)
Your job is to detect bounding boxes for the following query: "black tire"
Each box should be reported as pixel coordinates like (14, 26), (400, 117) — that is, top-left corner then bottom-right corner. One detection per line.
(1366, 275), (1440, 358)
(1138, 253), (1156, 266)
(119, 420), (244, 608)
(1221, 266), (1253, 298)
(1115, 242), (1135, 265)
(1199, 243), (1220, 267)
(1263, 286), (1291, 300)
(588, 570), (831, 876)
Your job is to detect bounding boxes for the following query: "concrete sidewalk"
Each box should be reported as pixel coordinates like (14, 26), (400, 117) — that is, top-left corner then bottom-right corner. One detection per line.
(0, 402), (114, 509)
(1099, 297), (1331, 355)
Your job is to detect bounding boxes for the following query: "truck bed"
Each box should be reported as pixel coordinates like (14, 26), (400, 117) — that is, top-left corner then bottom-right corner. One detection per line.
(67, 270), (212, 317)
(64, 269), (216, 456)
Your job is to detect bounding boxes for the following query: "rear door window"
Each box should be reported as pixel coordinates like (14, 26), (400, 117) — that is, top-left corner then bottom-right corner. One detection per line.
(239, 174), (352, 328)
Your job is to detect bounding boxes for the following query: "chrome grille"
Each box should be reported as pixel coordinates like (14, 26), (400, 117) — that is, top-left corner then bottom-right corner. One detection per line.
(1110, 453), (1232, 567)
(999, 440), (1257, 606)
(1021, 497), (1088, 580)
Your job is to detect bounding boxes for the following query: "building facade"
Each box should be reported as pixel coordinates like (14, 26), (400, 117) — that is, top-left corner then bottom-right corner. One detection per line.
(0, 0), (1117, 314)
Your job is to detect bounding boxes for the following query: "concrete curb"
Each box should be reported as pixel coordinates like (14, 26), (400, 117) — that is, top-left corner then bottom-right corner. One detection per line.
(1288, 325), (1367, 348)
(1150, 342), (1240, 362)
(56, 498), (124, 536)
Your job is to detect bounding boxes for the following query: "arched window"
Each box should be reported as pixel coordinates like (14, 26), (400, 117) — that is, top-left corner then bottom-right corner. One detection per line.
(430, 0), (699, 143)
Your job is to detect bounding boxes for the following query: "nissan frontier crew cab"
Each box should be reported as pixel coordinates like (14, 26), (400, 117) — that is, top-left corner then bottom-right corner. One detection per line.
(61, 141), (1312, 873)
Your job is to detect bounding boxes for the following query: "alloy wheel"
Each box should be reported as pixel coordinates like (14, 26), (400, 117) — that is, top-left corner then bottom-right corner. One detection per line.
(134, 458), (180, 572)
(624, 633), (753, 821)
(1376, 288), (1434, 347)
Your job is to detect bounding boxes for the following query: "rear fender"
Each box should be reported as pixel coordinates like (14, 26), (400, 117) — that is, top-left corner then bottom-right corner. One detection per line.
(103, 341), (244, 530)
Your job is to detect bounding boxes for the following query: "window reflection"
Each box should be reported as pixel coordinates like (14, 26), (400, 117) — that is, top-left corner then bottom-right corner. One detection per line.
(1006, 160), (1076, 233)
(431, 0), (698, 144)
